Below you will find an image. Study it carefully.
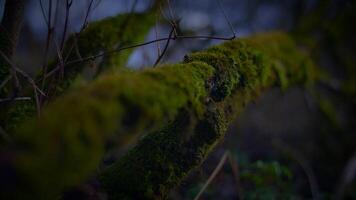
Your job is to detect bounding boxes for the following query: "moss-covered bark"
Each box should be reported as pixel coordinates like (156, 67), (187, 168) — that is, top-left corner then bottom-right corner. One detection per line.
(99, 32), (317, 199)
(0, 32), (317, 199)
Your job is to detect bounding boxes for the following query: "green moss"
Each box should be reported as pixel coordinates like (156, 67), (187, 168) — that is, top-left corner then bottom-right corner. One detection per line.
(96, 13), (156, 74)
(1, 32), (317, 199)
(184, 50), (240, 101)
(100, 104), (230, 200)
(54, 12), (156, 95)
(99, 32), (318, 199)
(272, 61), (289, 91)
(4, 61), (214, 199)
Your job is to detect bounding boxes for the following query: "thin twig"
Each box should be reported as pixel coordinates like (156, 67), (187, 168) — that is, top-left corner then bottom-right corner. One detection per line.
(39, 0), (54, 93)
(33, 86), (41, 117)
(42, 34), (234, 78)
(0, 50), (46, 97)
(218, 0), (236, 38)
(154, 15), (162, 56)
(81, 0), (95, 32)
(60, 0), (73, 52)
(153, 26), (175, 67)
(0, 97), (31, 103)
(53, 34), (234, 70)
(38, 0), (50, 26)
(0, 75), (11, 90)
(194, 151), (229, 200)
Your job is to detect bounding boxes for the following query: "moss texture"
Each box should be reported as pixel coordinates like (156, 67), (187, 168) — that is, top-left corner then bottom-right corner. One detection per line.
(46, 12), (156, 98)
(0, 32), (316, 199)
(0, 61), (214, 199)
(99, 32), (316, 199)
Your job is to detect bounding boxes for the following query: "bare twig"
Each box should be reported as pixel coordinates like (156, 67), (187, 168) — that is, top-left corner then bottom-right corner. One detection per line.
(0, 75), (11, 90)
(154, 15), (162, 56)
(0, 97), (31, 104)
(47, 34), (235, 74)
(39, 0), (55, 96)
(38, 0), (51, 26)
(81, 0), (95, 32)
(194, 151), (229, 200)
(153, 26), (175, 67)
(60, 0), (73, 52)
(166, 0), (178, 36)
(218, 0), (236, 38)
(0, 51), (46, 97)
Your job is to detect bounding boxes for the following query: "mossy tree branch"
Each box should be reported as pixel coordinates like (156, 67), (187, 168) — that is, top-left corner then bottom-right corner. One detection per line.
(0, 32), (317, 199)
(99, 32), (317, 199)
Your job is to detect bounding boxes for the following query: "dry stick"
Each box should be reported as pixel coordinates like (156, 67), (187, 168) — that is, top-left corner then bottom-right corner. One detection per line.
(54, 37), (66, 77)
(45, 34), (235, 76)
(58, 0), (95, 64)
(60, 0), (73, 52)
(194, 151), (229, 200)
(0, 75), (11, 90)
(39, 0), (95, 85)
(166, 0), (179, 36)
(154, 15), (162, 56)
(153, 26), (175, 67)
(41, 32), (235, 79)
(82, 0), (95, 31)
(53, 0), (61, 29)
(0, 51), (46, 97)
(41, 0), (95, 100)
(33, 86), (41, 117)
(59, 0), (73, 77)
(152, 0), (179, 67)
(0, 97), (31, 103)
(272, 139), (320, 200)
(0, 50), (46, 116)
(218, 0), (237, 38)
(38, 0), (51, 26)
(39, 0), (54, 96)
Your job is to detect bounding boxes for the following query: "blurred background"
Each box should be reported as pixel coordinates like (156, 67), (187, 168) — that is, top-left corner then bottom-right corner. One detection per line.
(1, 0), (355, 199)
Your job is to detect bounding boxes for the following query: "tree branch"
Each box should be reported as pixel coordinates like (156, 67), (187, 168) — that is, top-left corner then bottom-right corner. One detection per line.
(0, 32), (317, 199)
